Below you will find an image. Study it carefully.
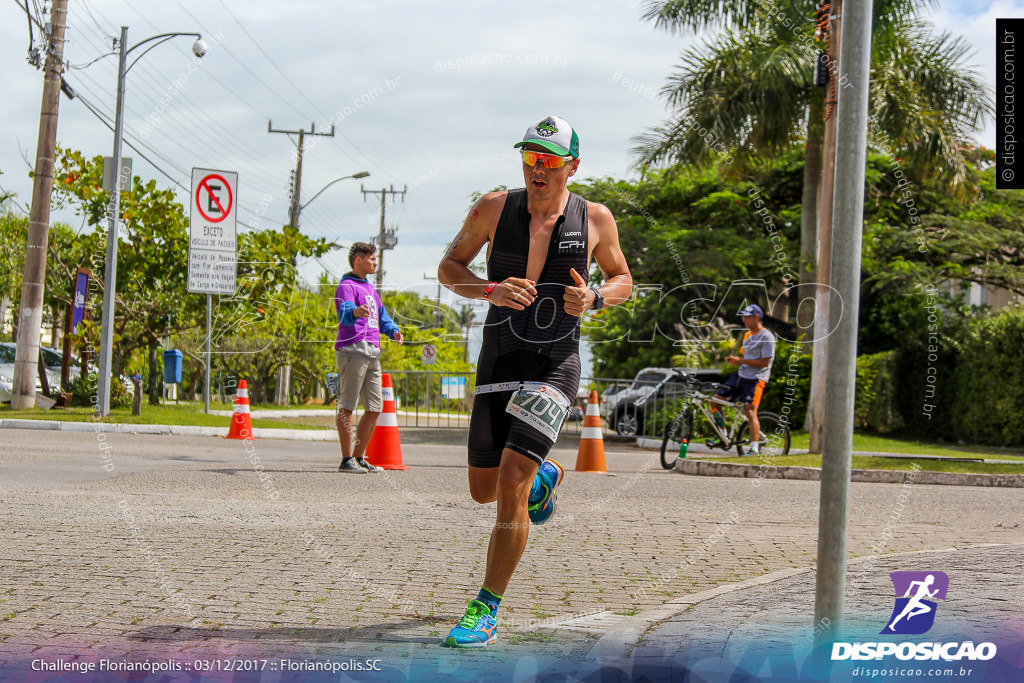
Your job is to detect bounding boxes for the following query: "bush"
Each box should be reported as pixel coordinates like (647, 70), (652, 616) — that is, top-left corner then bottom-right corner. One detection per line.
(855, 351), (904, 433)
(760, 340), (811, 429)
(950, 306), (1024, 446)
(647, 398), (687, 437)
(67, 372), (132, 410)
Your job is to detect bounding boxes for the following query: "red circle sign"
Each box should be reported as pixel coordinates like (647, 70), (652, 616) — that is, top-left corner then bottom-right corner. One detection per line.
(195, 174), (233, 223)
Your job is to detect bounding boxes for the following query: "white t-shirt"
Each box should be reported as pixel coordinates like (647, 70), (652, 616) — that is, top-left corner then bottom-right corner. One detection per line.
(738, 328), (776, 382)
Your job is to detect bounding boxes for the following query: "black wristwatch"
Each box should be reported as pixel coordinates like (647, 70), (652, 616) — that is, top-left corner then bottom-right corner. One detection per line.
(589, 286), (605, 311)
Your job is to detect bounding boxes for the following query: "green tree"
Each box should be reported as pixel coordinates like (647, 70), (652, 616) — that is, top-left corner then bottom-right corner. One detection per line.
(638, 1), (991, 449)
(636, 0), (991, 284)
(573, 157), (804, 377)
(53, 148), (331, 404)
(0, 209), (27, 342)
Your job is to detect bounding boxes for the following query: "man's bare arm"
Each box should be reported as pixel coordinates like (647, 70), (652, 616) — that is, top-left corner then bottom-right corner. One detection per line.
(727, 356), (771, 368)
(438, 192), (537, 309)
(589, 202), (633, 306)
(563, 202), (632, 316)
(438, 192), (502, 299)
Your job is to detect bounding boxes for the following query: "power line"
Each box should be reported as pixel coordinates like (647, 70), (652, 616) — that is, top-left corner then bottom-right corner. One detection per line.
(70, 90), (272, 231)
(67, 19), (287, 193)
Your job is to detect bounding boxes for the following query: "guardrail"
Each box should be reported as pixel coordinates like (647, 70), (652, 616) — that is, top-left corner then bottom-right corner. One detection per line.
(322, 370), (725, 438)
(325, 371), (642, 434)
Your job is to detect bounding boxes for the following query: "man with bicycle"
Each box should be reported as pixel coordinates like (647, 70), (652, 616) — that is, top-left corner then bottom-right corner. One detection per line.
(709, 304), (775, 456)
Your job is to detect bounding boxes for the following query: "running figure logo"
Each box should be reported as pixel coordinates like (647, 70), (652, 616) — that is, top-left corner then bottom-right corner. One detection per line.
(881, 571), (949, 635)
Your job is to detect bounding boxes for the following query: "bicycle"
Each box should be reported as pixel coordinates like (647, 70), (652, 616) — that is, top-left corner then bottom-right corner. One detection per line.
(646, 373), (790, 470)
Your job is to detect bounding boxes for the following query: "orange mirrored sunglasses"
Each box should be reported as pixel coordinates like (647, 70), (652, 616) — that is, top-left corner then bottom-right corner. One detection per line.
(520, 150), (574, 169)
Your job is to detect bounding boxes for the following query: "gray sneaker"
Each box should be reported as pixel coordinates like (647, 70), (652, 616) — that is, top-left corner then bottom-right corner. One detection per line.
(339, 458), (368, 473)
(357, 458), (383, 473)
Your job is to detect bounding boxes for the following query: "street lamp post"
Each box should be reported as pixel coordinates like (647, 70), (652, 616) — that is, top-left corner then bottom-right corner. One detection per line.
(270, 170), (368, 406)
(95, 27), (207, 416)
(295, 171), (370, 225)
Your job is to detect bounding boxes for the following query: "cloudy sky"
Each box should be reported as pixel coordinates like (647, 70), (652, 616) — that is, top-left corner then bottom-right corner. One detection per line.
(0, 0), (1018, 316)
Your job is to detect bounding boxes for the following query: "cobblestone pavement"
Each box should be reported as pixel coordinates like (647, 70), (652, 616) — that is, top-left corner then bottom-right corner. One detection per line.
(595, 544), (1024, 681)
(0, 428), (1022, 680)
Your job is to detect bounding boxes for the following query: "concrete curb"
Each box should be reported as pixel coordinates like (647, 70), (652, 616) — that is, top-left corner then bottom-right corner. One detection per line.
(591, 566), (813, 668)
(672, 456), (1024, 487)
(0, 418), (337, 441)
(589, 544), (1004, 668)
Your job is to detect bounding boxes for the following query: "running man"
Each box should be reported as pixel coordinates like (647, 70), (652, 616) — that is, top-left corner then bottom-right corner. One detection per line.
(887, 574), (939, 631)
(437, 116), (632, 647)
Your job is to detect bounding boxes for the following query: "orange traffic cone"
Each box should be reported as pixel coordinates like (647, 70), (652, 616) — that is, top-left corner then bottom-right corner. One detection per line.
(226, 380), (254, 440)
(575, 390), (607, 473)
(364, 374), (408, 470)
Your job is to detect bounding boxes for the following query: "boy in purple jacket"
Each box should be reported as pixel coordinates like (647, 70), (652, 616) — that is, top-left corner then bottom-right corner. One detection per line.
(335, 242), (404, 473)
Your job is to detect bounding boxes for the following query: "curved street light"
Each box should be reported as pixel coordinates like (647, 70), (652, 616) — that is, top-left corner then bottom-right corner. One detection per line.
(298, 171), (370, 215)
(95, 26), (206, 416)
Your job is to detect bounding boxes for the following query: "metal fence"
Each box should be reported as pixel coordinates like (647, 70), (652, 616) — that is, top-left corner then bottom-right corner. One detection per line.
(374, 371), (650, 435)
(326, 370), (723, 438)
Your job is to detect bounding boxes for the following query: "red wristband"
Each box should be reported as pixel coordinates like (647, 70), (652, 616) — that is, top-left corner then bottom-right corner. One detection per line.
(483, 282), (497, 300)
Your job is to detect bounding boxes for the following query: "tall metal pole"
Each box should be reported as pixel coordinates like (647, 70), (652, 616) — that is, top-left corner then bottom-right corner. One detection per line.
(814, 0), (873, 637)
(95, 26), (129, 417)
(204, 294), (211, 413)
(11, 0), (69, 409)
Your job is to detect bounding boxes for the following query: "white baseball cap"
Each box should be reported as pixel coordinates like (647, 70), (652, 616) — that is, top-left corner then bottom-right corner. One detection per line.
(513, 115), (580, 158)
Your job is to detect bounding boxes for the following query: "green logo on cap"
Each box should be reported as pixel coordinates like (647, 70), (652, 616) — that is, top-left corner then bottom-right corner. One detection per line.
(536, 119), (558, 137)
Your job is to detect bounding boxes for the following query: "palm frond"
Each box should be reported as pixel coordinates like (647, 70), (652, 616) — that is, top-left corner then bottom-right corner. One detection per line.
(633, 27), (815, 168)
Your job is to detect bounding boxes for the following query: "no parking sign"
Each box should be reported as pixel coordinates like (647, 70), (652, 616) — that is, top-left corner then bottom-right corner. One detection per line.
(188, 168), (238, 295)
(421, 344), (437, 366)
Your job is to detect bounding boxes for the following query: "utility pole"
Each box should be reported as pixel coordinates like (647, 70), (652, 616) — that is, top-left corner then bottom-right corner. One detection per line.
(361, 184), (406, 295)
(423, 274), (442, 328)
(814, 0), (872, 639)
(806, 0), (842, 453)
(267, 120), (333, 406)
(12, 0), (69, 410)
(267, 120), (335, 229)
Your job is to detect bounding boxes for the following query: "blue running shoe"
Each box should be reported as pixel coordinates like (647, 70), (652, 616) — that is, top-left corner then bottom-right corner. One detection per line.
(442, 600), (497, 648)
(528, 458), (564, 525)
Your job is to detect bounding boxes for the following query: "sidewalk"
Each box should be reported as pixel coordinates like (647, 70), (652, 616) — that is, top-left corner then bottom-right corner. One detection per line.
(581, 543), (1024, 681)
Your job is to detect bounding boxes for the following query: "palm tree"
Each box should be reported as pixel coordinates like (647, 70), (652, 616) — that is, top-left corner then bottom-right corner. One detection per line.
(636, 0), (991, 448)
(636, 0), (991, 282)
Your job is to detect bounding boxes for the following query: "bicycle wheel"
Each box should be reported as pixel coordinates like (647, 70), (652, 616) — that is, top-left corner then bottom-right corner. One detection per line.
(660, 408), (693, 469)
(736, 411), (791, 456)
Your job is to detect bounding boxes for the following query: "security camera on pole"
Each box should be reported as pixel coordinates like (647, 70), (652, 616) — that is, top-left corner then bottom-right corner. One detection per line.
(94, 26), (208, 416)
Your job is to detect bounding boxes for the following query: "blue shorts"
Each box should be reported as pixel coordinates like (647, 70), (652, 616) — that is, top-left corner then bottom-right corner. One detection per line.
(718, 373), (766, 407)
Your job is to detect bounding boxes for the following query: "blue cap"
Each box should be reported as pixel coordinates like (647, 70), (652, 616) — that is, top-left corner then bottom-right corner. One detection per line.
(738, 303), (764, 318)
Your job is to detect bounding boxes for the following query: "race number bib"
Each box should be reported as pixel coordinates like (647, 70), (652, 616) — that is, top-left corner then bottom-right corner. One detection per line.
(365, 297), (378, 328)
(505, 385), (571, 442)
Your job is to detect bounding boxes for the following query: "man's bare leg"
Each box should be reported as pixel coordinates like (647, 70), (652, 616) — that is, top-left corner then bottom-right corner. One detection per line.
(745, 403), (760, 447)
(336, 408), (355, 458)
(352, 411), (380, 459)
(468, 451), (539, 596)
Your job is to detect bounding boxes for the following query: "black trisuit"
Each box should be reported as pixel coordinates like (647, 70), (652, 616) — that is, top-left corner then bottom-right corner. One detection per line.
(468, 189), (589, 468)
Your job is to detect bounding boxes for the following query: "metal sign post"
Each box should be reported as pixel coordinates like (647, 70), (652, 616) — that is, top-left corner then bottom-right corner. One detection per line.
(189, 167), (238, 414)
(205, 294), (211, 414)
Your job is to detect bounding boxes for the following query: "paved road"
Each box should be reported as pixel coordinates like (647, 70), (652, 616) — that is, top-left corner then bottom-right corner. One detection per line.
(1, 428), (1021, 681)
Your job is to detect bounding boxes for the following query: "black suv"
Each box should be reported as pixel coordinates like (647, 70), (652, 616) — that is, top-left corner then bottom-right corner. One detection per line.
(604, 367), (725, 436)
